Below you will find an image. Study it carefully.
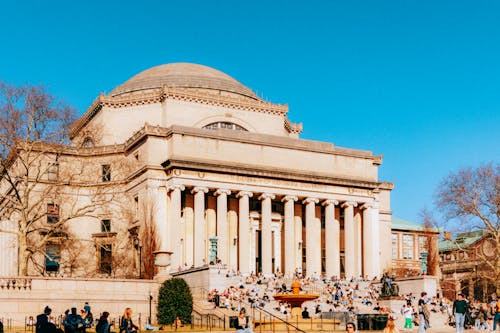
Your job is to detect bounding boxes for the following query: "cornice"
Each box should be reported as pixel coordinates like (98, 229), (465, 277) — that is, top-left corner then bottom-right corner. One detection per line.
(284, 118), (303, 135)
(123, 124), (381, 162)
(70, 86), (288, 139)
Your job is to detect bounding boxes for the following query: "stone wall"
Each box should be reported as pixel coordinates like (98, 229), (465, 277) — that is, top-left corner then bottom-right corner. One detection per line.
(0, 277), (160, 327)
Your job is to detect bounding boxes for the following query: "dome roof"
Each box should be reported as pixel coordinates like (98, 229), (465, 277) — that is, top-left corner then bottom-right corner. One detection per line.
(110, 63), (258, 99)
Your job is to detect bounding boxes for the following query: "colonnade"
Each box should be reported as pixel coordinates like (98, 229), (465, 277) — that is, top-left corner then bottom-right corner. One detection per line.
(153, 184), (381, 279)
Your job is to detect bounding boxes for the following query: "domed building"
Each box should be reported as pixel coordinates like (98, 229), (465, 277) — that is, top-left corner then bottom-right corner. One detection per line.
(1, 63), (393, 281)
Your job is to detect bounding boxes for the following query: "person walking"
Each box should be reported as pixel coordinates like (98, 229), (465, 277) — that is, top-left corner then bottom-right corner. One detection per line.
(417, 292), (430, 333)
(494, 299), (500, 332)
(453, 293), (468, 333)
(402, 302), (413, 330)
(120, 308), (138, 333)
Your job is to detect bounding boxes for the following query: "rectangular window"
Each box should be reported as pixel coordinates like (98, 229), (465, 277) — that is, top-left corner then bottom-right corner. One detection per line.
(392, 233), (398, 259)
(402, 234), (414, 259)
(47, 203), (59, 223)
(47, 163), (59, 181)
(102, 164), (111, 182)
(134, 196), (139, 219)
(419, 236), (428, 253)
(101, 219), (111, 232)
(45, 243), (60, 272)
(99, 244), (112, 274)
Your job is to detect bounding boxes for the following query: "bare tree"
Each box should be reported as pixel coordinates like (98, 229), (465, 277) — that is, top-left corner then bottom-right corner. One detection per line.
(419, 208), (440, 276)
(0, 82), (128, 276)
(435, 163), (500, 293)
(140, 200), (159, 279)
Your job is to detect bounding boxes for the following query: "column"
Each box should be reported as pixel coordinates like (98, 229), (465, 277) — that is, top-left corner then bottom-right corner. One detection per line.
(361, 203), (373, 279)
(259, 193), (275, 275)
(273, 223), (282, 273)
(237, 191), (253, 274)
(215, 189), (231, 265)
(168, 184), (185, 270)
(303, 197), (320, 277)
(154, 185), (168, 255)
(355, 211), (362, 276)
(281, 195), (298, 277)
(342, 201), (357, 279)
(192, 186), (208, 267)
(323, 199), (339, 279)
(372, 202), (380, 278)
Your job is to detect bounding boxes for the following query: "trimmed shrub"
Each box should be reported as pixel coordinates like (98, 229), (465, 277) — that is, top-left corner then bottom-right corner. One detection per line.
(157, 278), (193, 324)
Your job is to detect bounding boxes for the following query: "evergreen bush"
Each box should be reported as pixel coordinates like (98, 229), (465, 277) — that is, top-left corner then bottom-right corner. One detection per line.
(157, 278), (193, 324)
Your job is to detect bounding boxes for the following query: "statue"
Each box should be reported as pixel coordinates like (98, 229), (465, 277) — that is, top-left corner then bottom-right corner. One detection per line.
(380, 272), (399, 297)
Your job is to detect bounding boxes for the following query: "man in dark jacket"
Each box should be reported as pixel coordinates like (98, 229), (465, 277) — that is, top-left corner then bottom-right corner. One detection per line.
(453, 293), (468, 333)
(36, 306), (52, 333)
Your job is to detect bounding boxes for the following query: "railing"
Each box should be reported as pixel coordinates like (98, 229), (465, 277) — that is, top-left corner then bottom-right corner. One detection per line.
(249, 304), (306, 333)
(0, 278), (32, 290)
(1, 318), (13, 330)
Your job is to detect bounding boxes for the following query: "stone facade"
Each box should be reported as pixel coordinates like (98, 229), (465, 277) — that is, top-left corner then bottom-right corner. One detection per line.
(0, 63), (393, 280)
(439, 230), (496, 301)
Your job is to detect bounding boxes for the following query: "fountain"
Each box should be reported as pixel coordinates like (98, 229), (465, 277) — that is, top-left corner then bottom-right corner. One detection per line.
(273, 281), (320, 317)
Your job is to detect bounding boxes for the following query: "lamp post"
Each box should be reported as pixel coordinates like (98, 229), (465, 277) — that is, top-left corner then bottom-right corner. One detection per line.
(134, 237), (142, 279)
(149, 292), (153, 325)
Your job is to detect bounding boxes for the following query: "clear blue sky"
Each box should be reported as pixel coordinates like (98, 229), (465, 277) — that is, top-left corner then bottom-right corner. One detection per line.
(1, 1), (499, 223)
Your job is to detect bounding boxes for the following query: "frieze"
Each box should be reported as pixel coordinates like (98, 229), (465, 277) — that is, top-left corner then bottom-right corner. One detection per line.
(166, 162), (381, 194)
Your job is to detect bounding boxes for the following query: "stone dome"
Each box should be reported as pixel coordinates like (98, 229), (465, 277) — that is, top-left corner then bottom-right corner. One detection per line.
(110, 63), (258, 99)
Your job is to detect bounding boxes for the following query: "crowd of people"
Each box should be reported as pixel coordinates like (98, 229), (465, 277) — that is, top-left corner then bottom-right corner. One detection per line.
(31, 274), (500, 333)
(34, 304), (139, 333)
(206, 270), (500, 332)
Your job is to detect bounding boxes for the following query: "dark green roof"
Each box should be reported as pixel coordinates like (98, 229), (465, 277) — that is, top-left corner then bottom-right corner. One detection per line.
(438, 230), (486, 252)
(392, 217), (440, 232)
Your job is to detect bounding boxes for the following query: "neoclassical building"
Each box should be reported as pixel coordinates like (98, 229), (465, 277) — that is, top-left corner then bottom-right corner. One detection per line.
(0, 63), (393, 279)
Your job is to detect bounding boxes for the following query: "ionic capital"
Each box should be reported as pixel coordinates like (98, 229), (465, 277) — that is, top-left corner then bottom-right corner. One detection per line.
(341, 201), (358, 209)
(167, 184), (185, 192)
(236, 191), (253, 199)
(322, 199), (339, 207)
(302, 197), (319, 205)
(215, 188), (231, 196)
(259, 193), (276, 200)
(360, 202), (374, 210)
(281, 195), (298, 203)
(191, 186), (209, 194)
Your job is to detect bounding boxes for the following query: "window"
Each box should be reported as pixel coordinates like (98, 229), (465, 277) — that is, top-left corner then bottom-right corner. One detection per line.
(134, 196), (139, 219)
(47, 203), (59, 223)
(392, 233), (398, 259)
(202, 122), (247, 131)
(47, 163), (59, 181)
(419, 236), (428, 253)
(99, 244), (112, 274)
(82, 137), (95, 148)
(102, 164), (111, 182)
(45, 243), (60, 272)
(101, 219), (111, 233)
(402, 234), (414, 259)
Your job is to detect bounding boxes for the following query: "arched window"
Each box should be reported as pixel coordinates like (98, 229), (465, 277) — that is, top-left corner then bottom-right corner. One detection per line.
(202, 122), (247, 131)
(82, 136), (95, 148)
